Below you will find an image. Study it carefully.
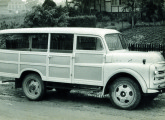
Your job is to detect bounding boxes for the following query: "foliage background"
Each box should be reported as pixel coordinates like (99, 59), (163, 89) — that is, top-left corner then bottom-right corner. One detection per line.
(0, 0), (164, 45)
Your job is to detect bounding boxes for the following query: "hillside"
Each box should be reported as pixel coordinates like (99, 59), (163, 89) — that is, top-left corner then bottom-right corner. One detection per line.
(122, 26), (165, 44)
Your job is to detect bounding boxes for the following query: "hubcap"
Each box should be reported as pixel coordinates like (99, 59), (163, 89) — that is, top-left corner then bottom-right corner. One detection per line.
(27, 79), (40, 96)
(114, 84), (134, 105)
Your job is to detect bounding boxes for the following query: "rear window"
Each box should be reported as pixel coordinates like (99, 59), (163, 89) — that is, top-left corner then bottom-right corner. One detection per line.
(0, 33), (48, 52)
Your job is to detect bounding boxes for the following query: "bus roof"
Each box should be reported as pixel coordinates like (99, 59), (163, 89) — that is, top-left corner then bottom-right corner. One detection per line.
(0, 27), (120, 37)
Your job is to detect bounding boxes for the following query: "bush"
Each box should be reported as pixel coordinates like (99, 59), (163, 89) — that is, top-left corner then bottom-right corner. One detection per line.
(67, 15), (97, 27)
(102, 16), (111, 22)
(96, 12), (103, 22)
(24, 5), (68, 27)
(0, 21), (20, 30)
(68, 7), (81, 17)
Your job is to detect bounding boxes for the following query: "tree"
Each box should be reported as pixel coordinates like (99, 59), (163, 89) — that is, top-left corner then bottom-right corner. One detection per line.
(140, 0), (164, 22)
(67, 0), (91, 14)
(24, 5), (68, 27)
(42, 0), (56, 9)
(122, 0), (139, 28)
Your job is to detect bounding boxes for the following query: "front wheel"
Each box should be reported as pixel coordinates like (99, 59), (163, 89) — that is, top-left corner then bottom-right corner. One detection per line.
(109, 77), (141, 110)
(22, 74), (45, 101)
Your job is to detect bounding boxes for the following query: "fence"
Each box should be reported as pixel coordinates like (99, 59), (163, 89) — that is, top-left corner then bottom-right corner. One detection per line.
(128, 43), (165, 57)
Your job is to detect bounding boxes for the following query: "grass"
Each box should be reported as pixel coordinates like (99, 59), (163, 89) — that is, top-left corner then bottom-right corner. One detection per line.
(122, 25), (165, 44)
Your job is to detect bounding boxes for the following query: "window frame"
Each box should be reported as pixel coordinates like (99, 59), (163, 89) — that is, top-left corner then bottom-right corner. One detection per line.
(111, 0), (124, 6)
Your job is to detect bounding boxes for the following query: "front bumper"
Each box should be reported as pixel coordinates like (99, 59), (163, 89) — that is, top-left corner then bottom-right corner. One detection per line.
(147, 88), (165, 93)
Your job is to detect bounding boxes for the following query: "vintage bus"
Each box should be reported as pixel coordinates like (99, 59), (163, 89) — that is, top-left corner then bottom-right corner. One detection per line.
(0, 27), (165, 110)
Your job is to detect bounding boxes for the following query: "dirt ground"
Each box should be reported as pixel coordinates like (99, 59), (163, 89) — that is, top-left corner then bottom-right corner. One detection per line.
(1, 82), (165, 120)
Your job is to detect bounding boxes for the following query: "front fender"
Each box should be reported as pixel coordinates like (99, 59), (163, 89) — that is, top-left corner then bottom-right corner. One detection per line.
(104, 67), (148, 94)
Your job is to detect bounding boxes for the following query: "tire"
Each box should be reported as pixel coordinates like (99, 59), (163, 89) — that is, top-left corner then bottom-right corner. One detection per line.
(22, 74), (45, 101)
(109, 77), (141, 110)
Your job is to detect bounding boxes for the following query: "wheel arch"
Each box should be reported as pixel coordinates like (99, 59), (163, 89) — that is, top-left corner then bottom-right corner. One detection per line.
(104, 71), (148, 95)
(15, 69), (45, 88)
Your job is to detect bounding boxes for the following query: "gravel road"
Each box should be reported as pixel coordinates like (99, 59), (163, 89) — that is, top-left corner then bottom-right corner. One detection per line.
(1, 82), (165, 120)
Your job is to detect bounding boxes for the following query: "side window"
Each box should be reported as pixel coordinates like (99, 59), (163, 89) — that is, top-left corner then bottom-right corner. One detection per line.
(77, 36), (103, 51)
(0, 33), (48, 52)
(50, 34), (73, 53)
(0, 34), (29, 50)
(30, 34), (48, 52)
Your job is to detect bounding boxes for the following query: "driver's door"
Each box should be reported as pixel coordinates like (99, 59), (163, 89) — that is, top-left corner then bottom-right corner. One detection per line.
(72, 35), (106, 86)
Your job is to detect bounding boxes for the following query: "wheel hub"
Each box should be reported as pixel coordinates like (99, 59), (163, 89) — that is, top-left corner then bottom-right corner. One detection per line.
(29, 84), (36, 91)
(115, 84), (134, 104)
(27, 80), (40, 95)
(121, 91), (126, 97)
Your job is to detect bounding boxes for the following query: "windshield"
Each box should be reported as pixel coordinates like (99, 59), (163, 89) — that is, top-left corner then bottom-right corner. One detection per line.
(105, 34), (127, 51)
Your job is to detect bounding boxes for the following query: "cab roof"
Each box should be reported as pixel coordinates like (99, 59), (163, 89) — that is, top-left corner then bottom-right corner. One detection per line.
(0, 27), (120, 37)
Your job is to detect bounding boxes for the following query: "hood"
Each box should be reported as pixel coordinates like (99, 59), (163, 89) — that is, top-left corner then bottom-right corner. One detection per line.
(106, 50), (164, 64)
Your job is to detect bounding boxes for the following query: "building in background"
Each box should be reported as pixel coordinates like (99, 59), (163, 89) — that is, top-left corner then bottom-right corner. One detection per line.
(0, 0), (26, 15)
(67, 0), (134, 13)
(90, 0), (132, 13)
(8, 0), (26, 14)
(92, 0), (165, 13)
(68, 0), (165, 13)
(0, 0), (11, 14)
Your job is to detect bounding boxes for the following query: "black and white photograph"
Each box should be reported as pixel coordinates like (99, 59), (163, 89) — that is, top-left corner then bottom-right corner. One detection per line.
(0, 0), (165, 120)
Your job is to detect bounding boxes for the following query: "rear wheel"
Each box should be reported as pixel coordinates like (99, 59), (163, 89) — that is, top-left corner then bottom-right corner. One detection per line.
(109, 77), (141, 110)
(22, 74), (45, 101)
